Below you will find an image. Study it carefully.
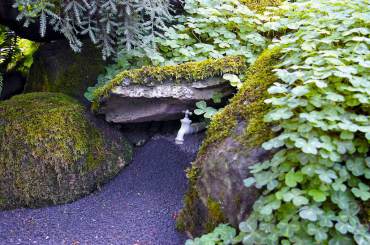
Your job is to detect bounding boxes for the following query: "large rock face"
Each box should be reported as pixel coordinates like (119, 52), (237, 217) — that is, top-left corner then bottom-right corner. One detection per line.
(0, 92), (132, 209)
(25, 39), (105, 104)
(176, 48), (282, 236)
(93, 56), (247, 123)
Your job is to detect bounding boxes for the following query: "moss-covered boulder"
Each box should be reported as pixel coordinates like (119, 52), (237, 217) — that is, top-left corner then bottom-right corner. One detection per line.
(176, 48), (281, 236)
(0, 92), (132, 209)
(25, 39), (105, 103)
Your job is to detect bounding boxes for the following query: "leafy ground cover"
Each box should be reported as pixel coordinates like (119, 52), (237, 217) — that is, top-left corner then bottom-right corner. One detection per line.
(189, 0), (370, 244)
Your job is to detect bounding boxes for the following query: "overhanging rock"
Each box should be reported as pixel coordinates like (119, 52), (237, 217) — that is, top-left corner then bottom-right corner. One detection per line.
(93, 56), (247, 123)
(101, 77), (233, 123)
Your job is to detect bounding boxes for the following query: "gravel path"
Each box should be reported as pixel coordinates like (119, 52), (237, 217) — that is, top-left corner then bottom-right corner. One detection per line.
(0, 135), (203, 245)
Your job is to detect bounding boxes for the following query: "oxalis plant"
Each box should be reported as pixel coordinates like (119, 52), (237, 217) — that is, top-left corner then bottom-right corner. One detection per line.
(188, 0), (370, 244)
(148, 0), (268, 65)
(194, 74), (243, 120)
(14, 0), (174, 59)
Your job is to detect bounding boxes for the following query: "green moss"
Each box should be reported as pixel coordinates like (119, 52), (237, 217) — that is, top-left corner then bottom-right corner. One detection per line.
(176, 164), (227, 235)
(176, 184), (199, 233)
(0, 92), (130, 209)
(176, 166), (200, 232)
(199, 47), (282, 155)
(0, 92), (99, 164)
(239, 0), (282, 13)
(176, 179), (226, 235)
(204, 198), (226, 233)
(92, 56), (247, 110)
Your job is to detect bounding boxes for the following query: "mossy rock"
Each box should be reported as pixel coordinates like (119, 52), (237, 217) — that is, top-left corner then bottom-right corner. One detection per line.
(25, 39), (105, 103)
(176, 48), (282, 236)
(92, 56), (247, 111)
(0, 92), (132, 209)
(240, 0), (282, 13)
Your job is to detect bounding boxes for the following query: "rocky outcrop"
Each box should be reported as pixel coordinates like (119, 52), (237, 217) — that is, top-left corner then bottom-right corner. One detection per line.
(93, 56), (247, 123)
(0, 92), (132, 209)
(25, 39), (105, 104)
(176, 48), (282, 236)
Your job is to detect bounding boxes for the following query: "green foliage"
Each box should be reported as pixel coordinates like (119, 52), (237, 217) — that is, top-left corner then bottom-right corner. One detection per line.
(0, 24), (38, 95)
(86, 0), (285, 101)
(223, 74), (243, 90)
(194, 101), (218, 119)
(14, 0), (174, 59)
(194, 73), (243, 120)
(148, 0), (268, 66)
(190, 0), (370, 244)
(8, 38), (38, 76)
(185, 224), (238, 245)
(86, 0), (271, 99)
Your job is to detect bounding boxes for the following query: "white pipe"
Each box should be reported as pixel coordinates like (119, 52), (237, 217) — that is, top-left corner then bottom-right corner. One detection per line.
(175, 110), (206, 145)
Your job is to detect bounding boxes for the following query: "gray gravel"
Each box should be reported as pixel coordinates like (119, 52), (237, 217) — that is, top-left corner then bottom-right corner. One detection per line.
(0, 134), (203, 245)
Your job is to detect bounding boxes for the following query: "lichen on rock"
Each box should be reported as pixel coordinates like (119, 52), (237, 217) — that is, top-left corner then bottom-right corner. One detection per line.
(0, 92), (132, 209)
(177, 47), (282, 236)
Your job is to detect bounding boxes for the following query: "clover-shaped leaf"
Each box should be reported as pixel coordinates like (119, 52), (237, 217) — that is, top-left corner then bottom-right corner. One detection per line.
(308, 189), (327, 202)
(299, 206), (323, 222)
(352, 183), (370, 201)
(243, 177), (256, 187)
(212, 92), (223, 103)
(316, 169), (337, 184)
(285, 170), (304, 187)
(223, 73), (242, 90)
(194, 101), (218, 119)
